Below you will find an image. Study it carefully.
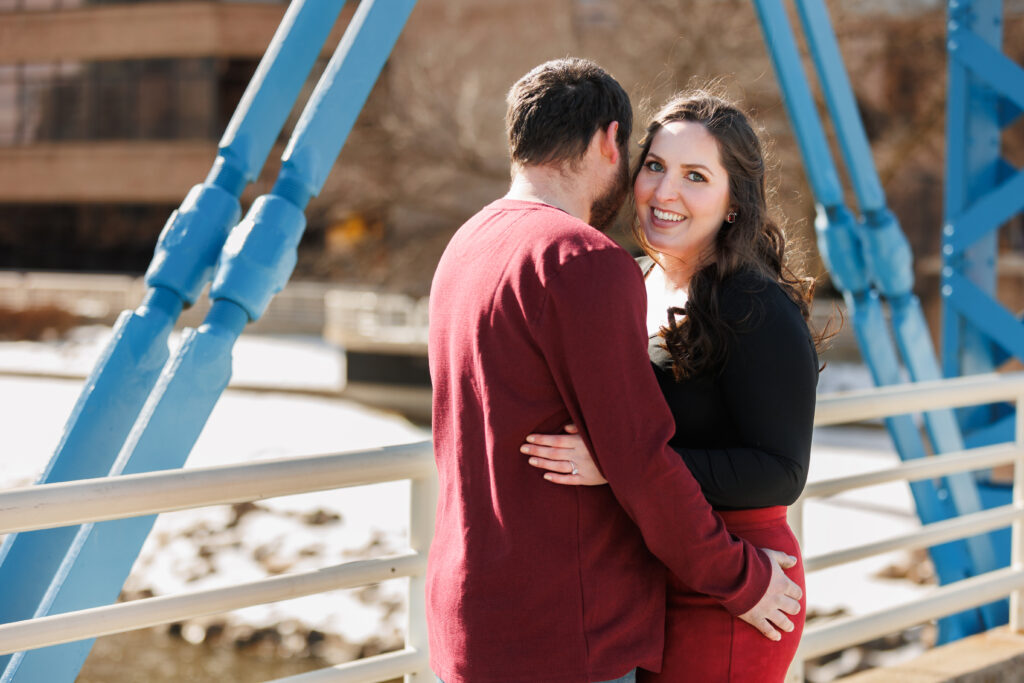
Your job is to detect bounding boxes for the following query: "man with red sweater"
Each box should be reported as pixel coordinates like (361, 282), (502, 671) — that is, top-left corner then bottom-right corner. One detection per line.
(427, 58), (802, 683)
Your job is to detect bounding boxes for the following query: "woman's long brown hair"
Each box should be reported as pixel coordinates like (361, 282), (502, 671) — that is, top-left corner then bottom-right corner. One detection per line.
(632, 90), (825, 380)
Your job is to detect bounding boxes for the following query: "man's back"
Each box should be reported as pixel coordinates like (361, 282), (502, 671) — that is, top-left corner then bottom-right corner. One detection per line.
(428, 199), (667, 682)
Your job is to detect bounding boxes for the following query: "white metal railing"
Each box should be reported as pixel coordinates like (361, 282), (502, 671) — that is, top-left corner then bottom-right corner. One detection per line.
(786, 371), (1024, 681)
(2, 372), (1024, 681)
(0, 441), (437, 682)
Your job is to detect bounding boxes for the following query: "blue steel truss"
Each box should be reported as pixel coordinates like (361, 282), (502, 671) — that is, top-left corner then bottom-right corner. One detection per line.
(944, 0), (1024, 445)
(751, 0), (1015, 641)
(0, 1), (418, 680)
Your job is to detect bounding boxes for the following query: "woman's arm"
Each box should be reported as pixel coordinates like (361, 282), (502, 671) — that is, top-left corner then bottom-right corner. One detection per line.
(524, 282), (819, 506)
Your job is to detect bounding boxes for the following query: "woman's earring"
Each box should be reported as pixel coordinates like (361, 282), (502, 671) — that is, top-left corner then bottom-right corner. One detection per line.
(726, 211), (738, 224)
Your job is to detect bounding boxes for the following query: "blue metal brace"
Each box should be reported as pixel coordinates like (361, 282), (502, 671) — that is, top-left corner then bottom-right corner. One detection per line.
(752, 0), (1006, 640)
(944, 0), (1024, 447)
(0, 1), (365, 680)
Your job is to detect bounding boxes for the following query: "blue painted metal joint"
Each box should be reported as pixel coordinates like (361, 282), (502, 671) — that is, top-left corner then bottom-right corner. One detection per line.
(206, 154), (248, 197)
(815, 203), (869, 294)
(860, 208), (915, 297)
(144, 182), (242, 305)
(209, 195), (307, 322)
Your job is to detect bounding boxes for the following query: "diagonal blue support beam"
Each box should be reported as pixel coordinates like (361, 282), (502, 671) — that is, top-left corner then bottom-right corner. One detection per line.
(753, 0), (1004, 638)
(947, 169), (1024, 251)
(998, 98), (1023, 128)
(0, 3), (344, 680)
(752, 0), (846, 209)
(0, 2), (418, 680)
(946, 272), (1024, 361)
(952, 29), (1024, 113)
(792, 0), (886, 214)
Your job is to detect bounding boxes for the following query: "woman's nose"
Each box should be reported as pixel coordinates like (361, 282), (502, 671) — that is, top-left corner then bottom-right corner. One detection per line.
(654, 174), (680, 203)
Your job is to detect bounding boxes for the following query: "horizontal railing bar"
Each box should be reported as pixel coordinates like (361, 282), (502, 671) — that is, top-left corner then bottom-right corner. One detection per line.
(0, 552), (426, 656)
(268, 647), (430, 682)
(804, 503), (1024, 572)
(798, 566), (1024, 659)
(0, 440), (434, 535)
(813, 371), (1024, 425)
(803, 442), (1020, 498)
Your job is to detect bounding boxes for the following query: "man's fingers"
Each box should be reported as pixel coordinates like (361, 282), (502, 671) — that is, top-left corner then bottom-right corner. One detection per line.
(564, 423), (579, 434)
(762, 548), (798, 570)
(769, 611), (795, 633)
(779, 596), (802, 616)
(751, 618), (781, 641)
(783, 576), (803, 602)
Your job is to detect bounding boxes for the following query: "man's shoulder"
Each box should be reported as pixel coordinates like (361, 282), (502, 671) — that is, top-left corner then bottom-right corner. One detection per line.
(476, 198), (635, 273)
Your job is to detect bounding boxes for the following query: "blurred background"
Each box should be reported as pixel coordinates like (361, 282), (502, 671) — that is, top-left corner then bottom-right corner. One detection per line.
(4, 0), (1021, 306)
(2, 0), (1023, 681)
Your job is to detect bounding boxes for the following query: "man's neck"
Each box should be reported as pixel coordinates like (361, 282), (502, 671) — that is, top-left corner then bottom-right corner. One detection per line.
(505, 165), (590, 223)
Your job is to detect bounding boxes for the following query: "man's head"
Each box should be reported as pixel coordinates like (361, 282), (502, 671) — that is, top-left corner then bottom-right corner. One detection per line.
(506, 58), (631, 167)
(506, 58), (633, 230)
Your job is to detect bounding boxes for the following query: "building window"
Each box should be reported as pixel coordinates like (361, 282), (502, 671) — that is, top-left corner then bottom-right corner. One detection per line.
(0, 203), (176, 272)
(0, 57), (259, 145)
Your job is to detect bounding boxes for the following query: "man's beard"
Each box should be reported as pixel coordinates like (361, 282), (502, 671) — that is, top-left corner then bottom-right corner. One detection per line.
(589, 150), (630, 233)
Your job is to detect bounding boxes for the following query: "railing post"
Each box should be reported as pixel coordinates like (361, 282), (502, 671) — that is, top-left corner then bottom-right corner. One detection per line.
(786, 499), (806, 683)
(1012, 395), (1024, 633)
(407, 473), (437, 680)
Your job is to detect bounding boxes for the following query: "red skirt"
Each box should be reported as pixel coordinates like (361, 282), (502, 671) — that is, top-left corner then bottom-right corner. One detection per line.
(638, 506), (806, 683)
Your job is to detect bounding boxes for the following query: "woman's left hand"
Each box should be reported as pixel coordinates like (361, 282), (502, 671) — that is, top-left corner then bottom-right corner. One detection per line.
(520, 424), (608, 486)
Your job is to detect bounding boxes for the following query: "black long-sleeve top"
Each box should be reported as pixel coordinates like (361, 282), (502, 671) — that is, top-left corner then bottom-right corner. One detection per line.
(643, 261), (819, 510)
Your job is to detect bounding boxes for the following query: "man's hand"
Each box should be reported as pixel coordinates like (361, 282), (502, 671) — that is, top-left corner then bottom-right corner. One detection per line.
(738, 548), (802, 641)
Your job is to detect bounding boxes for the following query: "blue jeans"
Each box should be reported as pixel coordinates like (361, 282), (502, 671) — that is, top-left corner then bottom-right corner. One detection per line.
(435, 670), (636, 683)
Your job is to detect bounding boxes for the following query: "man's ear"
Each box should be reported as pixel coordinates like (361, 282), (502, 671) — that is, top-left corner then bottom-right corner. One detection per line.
(598, 121), (621, 165)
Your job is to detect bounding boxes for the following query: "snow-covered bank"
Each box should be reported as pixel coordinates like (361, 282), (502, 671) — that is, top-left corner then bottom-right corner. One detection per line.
(0, 328), (428, 653)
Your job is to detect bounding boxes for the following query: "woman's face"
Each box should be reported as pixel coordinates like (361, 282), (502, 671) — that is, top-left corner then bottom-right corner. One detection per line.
(634, 120), (732, 271)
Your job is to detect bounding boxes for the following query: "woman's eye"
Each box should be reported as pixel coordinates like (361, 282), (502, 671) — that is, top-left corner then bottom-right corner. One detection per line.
(644, 160), (664, 173)
(686, 171), (707, 182)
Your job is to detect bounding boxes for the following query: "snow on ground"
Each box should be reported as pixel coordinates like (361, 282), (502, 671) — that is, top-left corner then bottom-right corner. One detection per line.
(0, 330), (934, 660)
(1, 328), (427, 650)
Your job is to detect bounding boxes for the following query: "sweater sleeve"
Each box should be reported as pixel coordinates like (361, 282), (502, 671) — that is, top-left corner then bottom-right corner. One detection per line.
(532, 248), (771, 616)
(673, 282), (818, 508)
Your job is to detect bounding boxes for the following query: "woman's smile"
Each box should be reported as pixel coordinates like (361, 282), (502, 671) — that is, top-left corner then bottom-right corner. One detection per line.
(651, 207), (686, 225)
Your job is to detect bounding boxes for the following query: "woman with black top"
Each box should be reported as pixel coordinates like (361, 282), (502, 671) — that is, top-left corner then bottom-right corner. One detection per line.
(520, 91), (822, 682)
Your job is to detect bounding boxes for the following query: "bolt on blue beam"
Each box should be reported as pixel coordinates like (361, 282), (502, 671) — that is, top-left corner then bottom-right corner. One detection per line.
(0, 2), (418, 680)
(752, 0), (995, 638)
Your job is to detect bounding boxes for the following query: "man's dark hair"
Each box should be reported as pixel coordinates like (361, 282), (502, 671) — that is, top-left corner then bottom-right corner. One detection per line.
(506, 58), (632, 168)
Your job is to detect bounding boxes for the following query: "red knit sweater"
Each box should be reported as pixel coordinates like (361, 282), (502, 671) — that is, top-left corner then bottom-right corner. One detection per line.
(427, 199), (771, 683)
